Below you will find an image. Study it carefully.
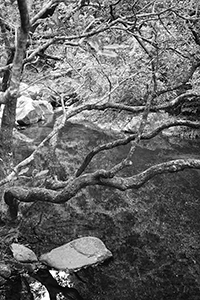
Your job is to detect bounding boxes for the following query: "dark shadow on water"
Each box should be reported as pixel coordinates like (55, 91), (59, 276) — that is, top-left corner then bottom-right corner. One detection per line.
(14, 118), (200, 300)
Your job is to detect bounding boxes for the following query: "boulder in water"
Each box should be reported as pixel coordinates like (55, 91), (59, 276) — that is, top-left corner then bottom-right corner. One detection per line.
(10, 243), (38, 263)
(39, 236), (112, 271)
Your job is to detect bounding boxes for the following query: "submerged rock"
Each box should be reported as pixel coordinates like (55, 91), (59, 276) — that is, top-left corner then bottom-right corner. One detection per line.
(39, 237), (112, 271)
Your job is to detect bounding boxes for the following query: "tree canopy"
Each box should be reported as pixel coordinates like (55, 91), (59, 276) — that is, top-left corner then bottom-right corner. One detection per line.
(1, 0), (200, 299)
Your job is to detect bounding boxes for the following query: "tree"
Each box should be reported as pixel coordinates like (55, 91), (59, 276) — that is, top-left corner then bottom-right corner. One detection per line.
(1, 0), (200, 299)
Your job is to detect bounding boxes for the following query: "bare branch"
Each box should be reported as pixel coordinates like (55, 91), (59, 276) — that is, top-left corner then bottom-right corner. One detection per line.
(5, 158), (200, 219)
(0, 90), (199, 185)
(157, 61), (200, 96)
(30, 0), (59, 27)
(98, 159), (200, 189)
(0, 19), (121, 72)
(136, 7), (175, 18)
(102, 91), (153, 179)
(76, 119), (200, 176)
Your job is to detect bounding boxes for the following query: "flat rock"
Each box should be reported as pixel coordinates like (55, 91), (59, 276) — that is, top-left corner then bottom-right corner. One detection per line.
(39, 236), (112, 271)
(10, 243), (38, 263)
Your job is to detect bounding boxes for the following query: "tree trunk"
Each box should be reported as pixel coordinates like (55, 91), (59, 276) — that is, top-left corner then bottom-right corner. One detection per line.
(0, 0), (30, 177)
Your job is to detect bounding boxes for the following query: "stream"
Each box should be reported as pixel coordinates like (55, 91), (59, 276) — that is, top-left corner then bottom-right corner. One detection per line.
(14, 117), (200, 300)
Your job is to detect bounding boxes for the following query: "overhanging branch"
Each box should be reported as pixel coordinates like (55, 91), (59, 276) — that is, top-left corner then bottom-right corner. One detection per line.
(4, 158), (200, 219)
(1, 97), (200, 185)
(76, 119), (200, 176)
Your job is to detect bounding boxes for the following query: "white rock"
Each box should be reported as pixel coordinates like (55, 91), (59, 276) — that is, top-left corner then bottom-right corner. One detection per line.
(39, 237), (112, 271)
(16, 95), (43, 125)
(10, 243), (38, 263)
(16, 95), (53, 125)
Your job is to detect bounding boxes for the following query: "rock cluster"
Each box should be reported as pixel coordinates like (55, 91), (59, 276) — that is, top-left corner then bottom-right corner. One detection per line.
(10, 237), (112, 272)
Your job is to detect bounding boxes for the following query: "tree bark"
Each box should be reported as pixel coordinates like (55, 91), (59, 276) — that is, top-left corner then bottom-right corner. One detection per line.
(4, 158), (200, 220)
(0, 0), (30, 176)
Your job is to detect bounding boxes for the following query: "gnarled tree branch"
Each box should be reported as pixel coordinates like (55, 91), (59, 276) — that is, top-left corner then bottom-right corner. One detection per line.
(4, 158), (200, 220)
(1, 94), (200, 185)
(76, 119), (200, 176)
